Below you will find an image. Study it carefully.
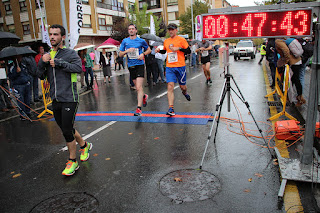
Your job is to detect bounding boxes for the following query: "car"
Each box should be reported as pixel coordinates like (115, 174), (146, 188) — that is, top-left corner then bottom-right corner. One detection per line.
(228, 46), (235, 55)
(233, 40), (256, 60)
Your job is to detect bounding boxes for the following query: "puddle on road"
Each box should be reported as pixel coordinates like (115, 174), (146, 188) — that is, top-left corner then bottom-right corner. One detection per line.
(29, 192), (99, 213)
(159, 169), (221, 204)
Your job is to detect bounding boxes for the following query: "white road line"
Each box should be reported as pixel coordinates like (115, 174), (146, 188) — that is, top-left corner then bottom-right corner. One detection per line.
(59, 121), (117, 151)
(156, 73), (202, 98)
(191, 74), (202, 80)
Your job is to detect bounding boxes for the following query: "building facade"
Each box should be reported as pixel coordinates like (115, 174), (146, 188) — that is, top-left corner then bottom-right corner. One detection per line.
(0, 0), (231, 46)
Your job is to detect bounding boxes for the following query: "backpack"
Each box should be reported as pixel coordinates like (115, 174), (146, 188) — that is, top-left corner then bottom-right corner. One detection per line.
(298, 38), (314, 64)
(285, 38), (304, 58)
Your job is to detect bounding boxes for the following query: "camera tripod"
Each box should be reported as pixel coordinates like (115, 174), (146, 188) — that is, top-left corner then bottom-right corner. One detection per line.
(199, 57), (275, 169)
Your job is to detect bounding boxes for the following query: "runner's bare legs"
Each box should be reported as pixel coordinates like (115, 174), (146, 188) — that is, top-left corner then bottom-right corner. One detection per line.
(134, 77), (144, 107)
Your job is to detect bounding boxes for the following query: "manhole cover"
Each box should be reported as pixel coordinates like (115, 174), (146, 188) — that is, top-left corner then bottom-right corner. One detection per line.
(29, 192), (99, 213)
(159, 169), (221, 203)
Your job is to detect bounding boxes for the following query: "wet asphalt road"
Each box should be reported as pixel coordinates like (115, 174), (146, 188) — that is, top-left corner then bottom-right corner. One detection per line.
(0, 56), (283, 212)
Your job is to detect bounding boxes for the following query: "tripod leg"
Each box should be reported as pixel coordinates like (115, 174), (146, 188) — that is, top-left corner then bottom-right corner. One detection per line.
(230, 76), (275, 159)
(200, 79), (228, 169)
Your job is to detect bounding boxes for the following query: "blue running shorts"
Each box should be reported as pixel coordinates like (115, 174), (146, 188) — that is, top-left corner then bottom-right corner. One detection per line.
(166, 66), (187, 85)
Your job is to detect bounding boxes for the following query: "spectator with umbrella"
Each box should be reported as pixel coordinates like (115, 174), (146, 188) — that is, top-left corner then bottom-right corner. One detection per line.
(7, 54), (32, 120)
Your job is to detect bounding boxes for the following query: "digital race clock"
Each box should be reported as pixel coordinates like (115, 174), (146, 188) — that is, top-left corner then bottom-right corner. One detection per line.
(202, 9), (312, 39)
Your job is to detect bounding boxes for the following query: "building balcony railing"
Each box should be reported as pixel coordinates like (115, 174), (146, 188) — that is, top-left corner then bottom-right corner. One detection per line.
(97, 2), (124, 12)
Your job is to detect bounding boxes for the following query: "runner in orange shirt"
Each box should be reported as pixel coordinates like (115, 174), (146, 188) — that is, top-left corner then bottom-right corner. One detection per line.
(155, 23), (191, 116)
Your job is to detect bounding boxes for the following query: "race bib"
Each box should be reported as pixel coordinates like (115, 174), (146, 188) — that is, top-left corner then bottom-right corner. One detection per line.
(168, 52), (178, 63)
(127, 48), (139, 59)
(202, 50), (209, 57)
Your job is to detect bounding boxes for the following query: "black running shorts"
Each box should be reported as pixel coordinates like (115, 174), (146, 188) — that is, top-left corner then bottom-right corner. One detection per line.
(52, 100), (78, 143)
(201, 56), (211, 64)
(128, 64), (145, 80)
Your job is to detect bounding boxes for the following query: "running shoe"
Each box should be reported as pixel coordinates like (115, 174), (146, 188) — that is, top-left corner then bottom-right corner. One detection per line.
(62, 160), (79, 176)
(208, 79), (212, 84)
(134, 108), (142, 116)
(166, 107), (175, 116)
(183, 93), (191, 101)
(143, 94), (148, 107)
(80, 142), (92, 162)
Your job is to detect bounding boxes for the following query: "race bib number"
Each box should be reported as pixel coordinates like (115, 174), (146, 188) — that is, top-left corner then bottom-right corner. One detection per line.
(202, 50), (209, 57)
(168, 52), (178, 63)
(127, 48), (139, 59)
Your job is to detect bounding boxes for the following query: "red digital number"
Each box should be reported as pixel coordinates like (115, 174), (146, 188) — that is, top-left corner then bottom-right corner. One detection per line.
(241, 14), (253, 37)
(280, 12), (294, 35)
(294, 11), (308, 35)
(254, 13), (267, 37)
(204, 16), (216, 38)
(217, 16), (228, 37)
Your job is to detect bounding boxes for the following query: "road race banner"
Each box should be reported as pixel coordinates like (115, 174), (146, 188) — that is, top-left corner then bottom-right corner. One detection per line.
(150, 15), (155, 35)
(69, 0), (83, 49)
(36, 0), (51, 47)
(195, 15), (202, 41)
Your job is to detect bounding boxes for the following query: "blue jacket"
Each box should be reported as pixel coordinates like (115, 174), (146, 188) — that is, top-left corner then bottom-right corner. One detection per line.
(8, 62), (30, 86)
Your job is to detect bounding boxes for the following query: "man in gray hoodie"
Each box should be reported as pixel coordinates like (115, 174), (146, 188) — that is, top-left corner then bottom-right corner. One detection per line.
(37, 24), (92, 176)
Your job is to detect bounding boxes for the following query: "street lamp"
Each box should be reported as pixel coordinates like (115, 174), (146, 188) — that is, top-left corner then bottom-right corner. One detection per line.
(191, 0), (194, 39)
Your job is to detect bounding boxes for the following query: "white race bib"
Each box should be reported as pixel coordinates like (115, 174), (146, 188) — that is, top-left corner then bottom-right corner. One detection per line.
(127, 48), (139, 59)
(202, 50), (209, 57)
(168, 52), (178, 63)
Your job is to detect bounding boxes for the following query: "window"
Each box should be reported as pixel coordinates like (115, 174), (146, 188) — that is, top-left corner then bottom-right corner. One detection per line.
(83, 15), (91, 28)
(82, 0), (89, 4)
(99, 15), (112, 31)
(167, 0), (178, 6)
(20, 0), (28, 12)
(35, 0), (44, 8)
(8, 25), (15, 33)
(4, 2), (12, 15)
(23, 22), (30, 35)
(168, 12), (176, 21)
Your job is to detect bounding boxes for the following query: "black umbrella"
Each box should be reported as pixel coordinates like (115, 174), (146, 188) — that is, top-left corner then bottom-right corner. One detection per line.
(140, 34), (163, 42)
(190, 40), (201, 45)
(0, 31), (20, 47)
(0, 46), (36, 60)
(150, 41), (163, 47)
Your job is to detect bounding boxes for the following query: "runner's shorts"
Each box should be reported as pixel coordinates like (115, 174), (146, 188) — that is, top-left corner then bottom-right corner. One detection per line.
(166, 66), (186, 85)
(128, 64), (145, 80)
(52, 100), (78, 143)
(201, 56), (210, 64)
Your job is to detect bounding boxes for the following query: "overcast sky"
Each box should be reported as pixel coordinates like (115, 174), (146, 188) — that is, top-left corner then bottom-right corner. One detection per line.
(227, 0), (263, 7)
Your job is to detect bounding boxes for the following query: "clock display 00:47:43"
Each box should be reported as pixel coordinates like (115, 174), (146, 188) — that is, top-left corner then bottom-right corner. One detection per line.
(202, 9), (312, 39)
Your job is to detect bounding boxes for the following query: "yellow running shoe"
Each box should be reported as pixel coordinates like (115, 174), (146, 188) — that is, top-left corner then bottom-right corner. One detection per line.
(80, 142), (92, 162)
(62, 160), (79, 176)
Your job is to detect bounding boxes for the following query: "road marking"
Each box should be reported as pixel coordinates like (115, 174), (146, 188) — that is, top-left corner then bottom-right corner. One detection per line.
(262, 63), (303, 212)
(191, 74), (202, 80)
(156, 73), (201, 99)
(60, 121), (117, 151)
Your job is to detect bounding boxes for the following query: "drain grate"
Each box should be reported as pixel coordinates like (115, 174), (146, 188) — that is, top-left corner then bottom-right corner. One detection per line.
(267, 101), (292, 107)
(159, 169), (221, 204)
(29, 192), (99, 213)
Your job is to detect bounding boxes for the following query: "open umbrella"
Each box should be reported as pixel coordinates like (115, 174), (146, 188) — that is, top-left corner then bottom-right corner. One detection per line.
(74, 43), (95, 51)
(0, 46), (36, 60)
(96, 44), (118, 52)
(140, 34), (163, 42)
(99, 38), (120, 46)
(0, 31), (20, 47)
(190, 40), (201, 45)
(149, 41), (163, 47)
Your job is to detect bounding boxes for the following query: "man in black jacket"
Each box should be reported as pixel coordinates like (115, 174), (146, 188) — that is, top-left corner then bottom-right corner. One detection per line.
(37, 24), (92, 176)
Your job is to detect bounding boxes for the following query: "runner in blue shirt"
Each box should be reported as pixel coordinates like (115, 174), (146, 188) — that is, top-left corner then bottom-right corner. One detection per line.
(119, 24), (151, 116)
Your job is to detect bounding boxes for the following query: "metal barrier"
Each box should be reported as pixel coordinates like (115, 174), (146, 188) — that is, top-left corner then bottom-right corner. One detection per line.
(37, 79), (53, 118)
(265, 64), (296, 121)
